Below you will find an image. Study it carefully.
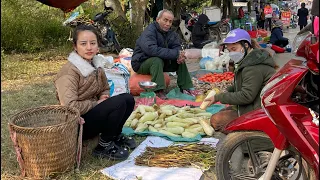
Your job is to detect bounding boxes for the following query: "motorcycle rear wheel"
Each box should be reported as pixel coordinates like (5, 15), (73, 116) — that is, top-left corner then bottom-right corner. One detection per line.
(220, 23), (230, 35)
(215, 131), (312, 180)
(292, 24), (297, 29)
(209, 28), (221, 43)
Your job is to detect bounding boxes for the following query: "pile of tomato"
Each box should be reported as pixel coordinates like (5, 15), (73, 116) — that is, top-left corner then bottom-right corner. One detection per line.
(198, 72), (234, 83)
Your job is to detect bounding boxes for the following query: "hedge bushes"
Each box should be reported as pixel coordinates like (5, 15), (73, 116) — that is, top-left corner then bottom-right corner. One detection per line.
(1, 0), (70, 53)
(1, 0), (137, 53)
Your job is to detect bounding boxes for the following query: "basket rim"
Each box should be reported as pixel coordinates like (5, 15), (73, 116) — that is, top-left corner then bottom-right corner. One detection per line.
(9, 105), (80, 131)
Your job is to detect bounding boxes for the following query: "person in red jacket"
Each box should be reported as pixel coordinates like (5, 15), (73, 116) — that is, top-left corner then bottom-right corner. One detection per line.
(264, 3), (273, 31)
(238, 7), (245, 19)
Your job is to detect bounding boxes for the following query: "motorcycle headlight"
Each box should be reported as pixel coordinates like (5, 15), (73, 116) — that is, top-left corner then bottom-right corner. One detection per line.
(292, 32), (311, 54)
(260, 73), (289, 98)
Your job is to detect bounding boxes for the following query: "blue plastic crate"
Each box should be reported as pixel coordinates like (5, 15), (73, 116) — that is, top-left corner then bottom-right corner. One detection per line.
(259, 43), (267, 48)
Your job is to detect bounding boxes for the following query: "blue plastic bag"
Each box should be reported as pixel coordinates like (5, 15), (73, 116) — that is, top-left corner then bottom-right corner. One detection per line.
(199, 56), (214, 69)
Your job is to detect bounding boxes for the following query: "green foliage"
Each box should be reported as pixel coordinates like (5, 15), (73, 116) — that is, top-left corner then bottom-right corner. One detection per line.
(182, 0), (212, 13)
(109, 14), (136, 49)
(1, 0), (70, 53)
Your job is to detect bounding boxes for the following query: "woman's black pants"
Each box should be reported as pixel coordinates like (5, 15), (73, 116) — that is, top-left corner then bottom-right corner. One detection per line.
(81, 93), (135, 140)
(274, 39), (289, 48)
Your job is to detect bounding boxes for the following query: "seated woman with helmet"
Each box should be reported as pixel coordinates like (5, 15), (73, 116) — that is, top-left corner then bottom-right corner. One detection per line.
(204, 28), (278, 132)
(270, 20), (289, 47)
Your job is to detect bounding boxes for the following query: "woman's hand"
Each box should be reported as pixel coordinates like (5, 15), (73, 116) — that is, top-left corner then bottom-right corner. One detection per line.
(97, 94), (109, 104)
(204, 95), (216, 106)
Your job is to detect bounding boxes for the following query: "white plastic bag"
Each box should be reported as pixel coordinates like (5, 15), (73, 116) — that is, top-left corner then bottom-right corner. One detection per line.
(201, 48), (220, 58)
(184, 49), (202, 59)
(205, 52), (230, 71)
(92, 54), (130, 97)
(199, 56), (214, 69)
(119, 48), (133, 57)
(104, 64), (130, 97)
(203, 41), (218, 49)
(92, 54), (114, 69)
(119, 48), (134, 72)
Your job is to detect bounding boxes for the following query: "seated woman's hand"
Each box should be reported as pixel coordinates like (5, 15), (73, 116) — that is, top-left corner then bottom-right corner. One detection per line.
(204, 95), (216, 106)
(97, 94), (109, 104)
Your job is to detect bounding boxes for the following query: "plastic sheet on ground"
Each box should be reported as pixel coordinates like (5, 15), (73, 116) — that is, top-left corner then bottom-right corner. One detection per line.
(166, 88), (196, 101)
(100, 136), (219, 180)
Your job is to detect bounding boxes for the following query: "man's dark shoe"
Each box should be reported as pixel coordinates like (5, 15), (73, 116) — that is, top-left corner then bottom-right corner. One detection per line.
(92, 141), (129, 160)
(155, 91), (168, 100)
(114, 134), (137, 150)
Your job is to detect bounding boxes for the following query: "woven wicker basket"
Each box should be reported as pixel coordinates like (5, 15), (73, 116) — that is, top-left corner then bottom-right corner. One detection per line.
(8, 105), (80, 179)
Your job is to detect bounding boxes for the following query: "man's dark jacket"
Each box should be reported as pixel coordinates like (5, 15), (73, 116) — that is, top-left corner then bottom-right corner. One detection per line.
(131, 22), (181, 72)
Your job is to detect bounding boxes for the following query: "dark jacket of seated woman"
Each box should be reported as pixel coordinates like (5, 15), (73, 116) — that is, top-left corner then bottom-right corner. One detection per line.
(270, 20), (289, 48)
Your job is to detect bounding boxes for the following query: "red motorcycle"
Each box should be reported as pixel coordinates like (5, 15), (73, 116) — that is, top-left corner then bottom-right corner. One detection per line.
(215, 20), (319, 179)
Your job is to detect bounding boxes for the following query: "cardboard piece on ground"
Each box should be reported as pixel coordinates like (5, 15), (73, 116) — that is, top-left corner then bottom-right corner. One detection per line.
(100, 136), (219, 180)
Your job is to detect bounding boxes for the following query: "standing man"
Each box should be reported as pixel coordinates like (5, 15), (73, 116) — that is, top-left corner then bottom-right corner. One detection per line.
(131, 9), (196, 99)
(270, 20), (289, 47)
(297, 2), (309, 30)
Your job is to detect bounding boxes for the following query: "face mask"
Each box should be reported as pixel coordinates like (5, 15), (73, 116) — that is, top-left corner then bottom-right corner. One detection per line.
(229, 49), (245, 63)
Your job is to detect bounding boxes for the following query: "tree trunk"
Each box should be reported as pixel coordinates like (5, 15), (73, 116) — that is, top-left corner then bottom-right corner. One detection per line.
(163, 0), (181, 19)
(222, 0), (228, 19)
(130, 0), (149, 37)
(105, 0), (126, 19)
(120, 0), (126, 12)
(211, 0), (221, 8)
(163, 0), (171, 9)
(172, 0), (181, 18)
(229, 1), (234, 17)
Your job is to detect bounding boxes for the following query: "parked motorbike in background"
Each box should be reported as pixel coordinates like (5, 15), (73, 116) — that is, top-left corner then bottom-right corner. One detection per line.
(215, 16), (319, 179)
(172, 13), (193, 44)
(206, 18), (230, 43)
(63, 5), (121, 53)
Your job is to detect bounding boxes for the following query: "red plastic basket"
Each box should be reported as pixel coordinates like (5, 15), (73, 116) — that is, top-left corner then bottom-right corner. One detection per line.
(257, 29), (268, 37)
(247, 30), (258, 38)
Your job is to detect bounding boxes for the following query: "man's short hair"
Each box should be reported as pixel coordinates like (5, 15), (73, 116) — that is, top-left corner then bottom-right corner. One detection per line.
(157, 9), (174, 19)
